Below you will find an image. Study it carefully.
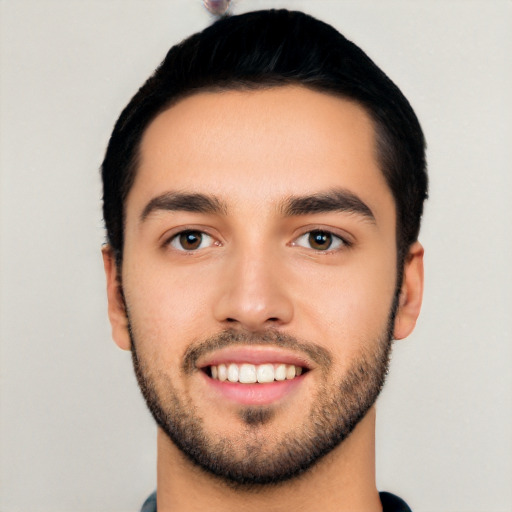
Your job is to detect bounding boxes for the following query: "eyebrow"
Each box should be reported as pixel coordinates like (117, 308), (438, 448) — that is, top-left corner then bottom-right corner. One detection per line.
(281, 189), (375, 222)
(140, 192), (227, 222)
(140, 188), (375, 223)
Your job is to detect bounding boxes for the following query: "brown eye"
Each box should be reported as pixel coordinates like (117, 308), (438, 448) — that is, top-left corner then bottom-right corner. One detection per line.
(170, 230), (214, 251)
(308, 231), (333, 250)
(293, 230), (345, 251)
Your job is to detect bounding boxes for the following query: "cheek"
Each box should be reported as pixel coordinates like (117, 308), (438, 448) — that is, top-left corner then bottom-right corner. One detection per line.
(122, 260), (219, 352)
(293, 255), (397, 351)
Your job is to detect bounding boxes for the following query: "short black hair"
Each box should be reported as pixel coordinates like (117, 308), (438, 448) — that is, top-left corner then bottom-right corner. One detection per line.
(101, 9), (427, 266)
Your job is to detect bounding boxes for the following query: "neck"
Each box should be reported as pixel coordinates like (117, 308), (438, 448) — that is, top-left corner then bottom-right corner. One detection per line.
(155, 407), (382, 512)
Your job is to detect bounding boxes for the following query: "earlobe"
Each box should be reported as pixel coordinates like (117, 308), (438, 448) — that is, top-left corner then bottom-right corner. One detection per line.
(102, 245), (132, 351)
(393, 241), (424, 340)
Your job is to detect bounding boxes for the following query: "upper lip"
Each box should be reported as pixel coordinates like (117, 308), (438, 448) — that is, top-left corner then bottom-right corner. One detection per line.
(197, 346), (313, 370)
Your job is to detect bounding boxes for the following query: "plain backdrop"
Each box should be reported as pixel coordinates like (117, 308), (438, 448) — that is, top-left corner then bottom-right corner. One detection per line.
(1, 1), (511, 511)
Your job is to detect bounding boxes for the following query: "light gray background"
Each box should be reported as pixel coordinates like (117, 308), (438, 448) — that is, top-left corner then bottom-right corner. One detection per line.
(1, 1), (511, 511)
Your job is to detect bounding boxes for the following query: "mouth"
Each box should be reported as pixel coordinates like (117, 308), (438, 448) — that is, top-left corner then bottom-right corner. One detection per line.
(197, 347), (311, 406)
(204, 362), (306, 383)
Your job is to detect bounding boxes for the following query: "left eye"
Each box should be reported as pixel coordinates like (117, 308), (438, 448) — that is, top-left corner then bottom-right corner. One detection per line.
(169, 230), (215, 251)
(293, 230), (346, 251)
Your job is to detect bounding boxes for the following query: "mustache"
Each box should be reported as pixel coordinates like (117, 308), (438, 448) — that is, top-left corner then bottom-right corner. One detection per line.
(181, 329), (332, 375)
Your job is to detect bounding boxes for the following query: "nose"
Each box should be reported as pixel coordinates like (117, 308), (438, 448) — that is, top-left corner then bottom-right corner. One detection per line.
(212, 246), (294, 331)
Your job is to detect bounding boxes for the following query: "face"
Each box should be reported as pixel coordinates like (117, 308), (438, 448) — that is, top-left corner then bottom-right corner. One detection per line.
(104, 86), (423, 485)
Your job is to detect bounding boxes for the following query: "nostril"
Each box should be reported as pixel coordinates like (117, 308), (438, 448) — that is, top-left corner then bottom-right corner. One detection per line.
(226, 317), (279, 323)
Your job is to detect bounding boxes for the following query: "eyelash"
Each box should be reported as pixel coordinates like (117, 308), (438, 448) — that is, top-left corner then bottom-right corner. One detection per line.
(165, 228), (351, 253)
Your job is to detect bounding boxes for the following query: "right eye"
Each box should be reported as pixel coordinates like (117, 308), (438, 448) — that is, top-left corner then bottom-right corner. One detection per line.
(292, 230), (347, 252)
(168, 230), (215, 251)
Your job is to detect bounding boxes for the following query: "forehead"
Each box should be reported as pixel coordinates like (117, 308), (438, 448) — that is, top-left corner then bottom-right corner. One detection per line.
(129, 86), (394, 221)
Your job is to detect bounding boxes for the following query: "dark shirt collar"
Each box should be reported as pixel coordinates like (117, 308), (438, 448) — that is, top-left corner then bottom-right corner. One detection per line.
(140, 490), (412, 511)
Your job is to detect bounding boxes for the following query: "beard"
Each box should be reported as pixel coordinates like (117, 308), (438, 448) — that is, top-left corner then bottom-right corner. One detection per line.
(128, 306), (397, 488)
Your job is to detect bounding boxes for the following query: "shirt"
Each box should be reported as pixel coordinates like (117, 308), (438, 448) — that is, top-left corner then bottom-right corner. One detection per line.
(140, 490), (412, 511)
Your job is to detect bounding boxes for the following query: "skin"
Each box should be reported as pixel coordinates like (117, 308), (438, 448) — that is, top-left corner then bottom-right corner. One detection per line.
(103, 86), (424, 512)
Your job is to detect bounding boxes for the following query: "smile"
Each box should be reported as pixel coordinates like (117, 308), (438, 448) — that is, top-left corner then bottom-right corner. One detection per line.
(197, 346), (312, 405)
(208, 363), (304, 383)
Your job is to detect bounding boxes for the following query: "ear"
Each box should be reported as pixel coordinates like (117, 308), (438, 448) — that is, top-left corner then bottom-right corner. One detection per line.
(393, 241), (424, 340)
(102, 245), (132, 351)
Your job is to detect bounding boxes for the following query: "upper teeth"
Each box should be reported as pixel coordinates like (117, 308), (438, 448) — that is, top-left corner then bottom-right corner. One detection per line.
(210, 363), (303, 383)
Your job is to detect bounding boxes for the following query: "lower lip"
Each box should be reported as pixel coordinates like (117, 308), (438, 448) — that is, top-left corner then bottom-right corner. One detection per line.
(202, 372), (304, 405)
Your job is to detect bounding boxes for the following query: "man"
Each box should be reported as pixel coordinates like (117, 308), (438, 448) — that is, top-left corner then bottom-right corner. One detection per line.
(101, 9), (427, 512)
